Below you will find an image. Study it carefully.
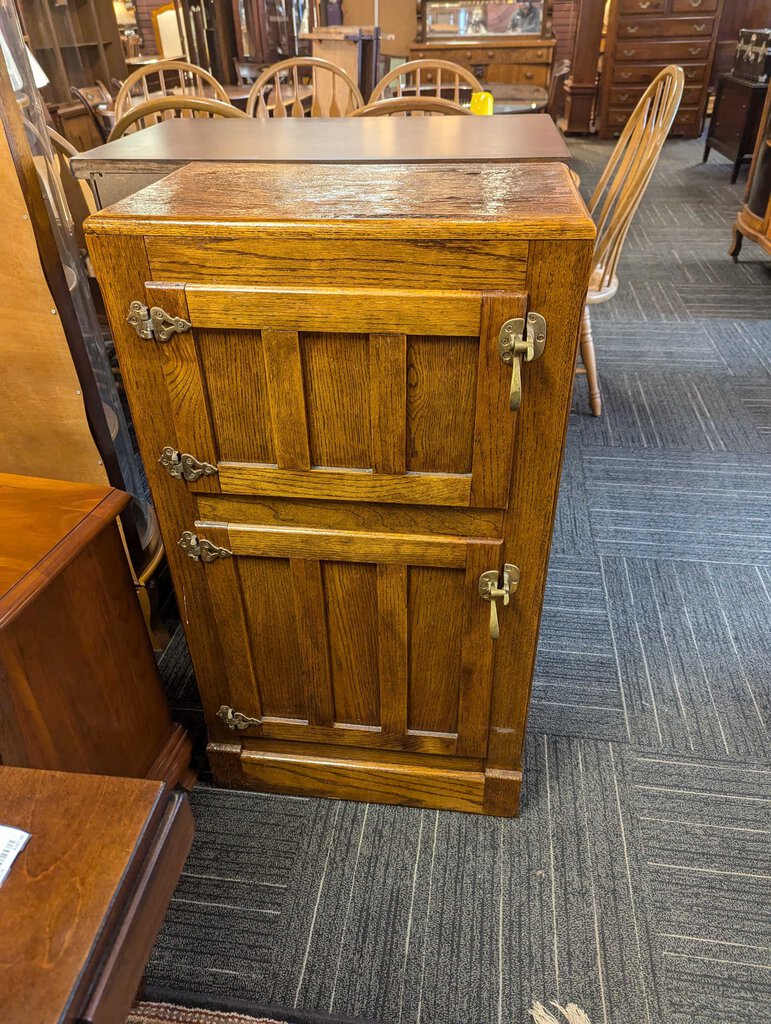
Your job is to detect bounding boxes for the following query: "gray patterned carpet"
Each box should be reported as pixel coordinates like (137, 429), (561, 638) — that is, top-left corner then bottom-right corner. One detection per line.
(149, 136), (771, 1024)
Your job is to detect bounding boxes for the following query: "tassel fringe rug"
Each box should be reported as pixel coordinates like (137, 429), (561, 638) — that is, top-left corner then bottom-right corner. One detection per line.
(128, 1004), (281, 1024)
(529, 1001), (593, 1024)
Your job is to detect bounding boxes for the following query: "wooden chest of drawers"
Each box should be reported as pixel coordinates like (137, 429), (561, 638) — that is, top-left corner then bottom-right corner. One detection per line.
(599, 0), (724, 138)
(87, 161), (594, 817)
(408, 38), (556, 89)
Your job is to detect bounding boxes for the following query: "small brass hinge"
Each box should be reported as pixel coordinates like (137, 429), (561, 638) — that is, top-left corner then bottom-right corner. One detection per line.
(217, 705), (262, 730)
(178, 530), (232, 563)
(159, 446), (218, 483)
(479, 563), (520, 640)
(499, 312), (547, 411)
(127, 300), (191, 342)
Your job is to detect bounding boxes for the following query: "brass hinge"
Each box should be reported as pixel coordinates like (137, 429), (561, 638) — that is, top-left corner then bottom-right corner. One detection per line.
(127, 300), (191, 342)
(499, 312), (547, 411)
(159, 446), (218, 483)
(217, 705), (262, 730)
(479, 563), (520, 640)
(178, 531), (232, 562)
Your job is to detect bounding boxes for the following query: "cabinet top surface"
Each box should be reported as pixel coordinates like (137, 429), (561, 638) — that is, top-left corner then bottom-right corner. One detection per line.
(0, 766), (166, 1024)
(86, 159), (594, 240)
(0, 472), (126, 619)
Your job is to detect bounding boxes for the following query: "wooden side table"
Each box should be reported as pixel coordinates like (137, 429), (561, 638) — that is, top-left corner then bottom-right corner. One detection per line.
(0, 766), (193, 1024)
(0, 473), (192, 786)
(704, 73), (768, 183)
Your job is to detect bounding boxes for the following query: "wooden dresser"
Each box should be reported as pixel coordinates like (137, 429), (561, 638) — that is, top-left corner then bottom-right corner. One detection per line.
(87, 161), (594, 817)
(0, 474), (191, 786)
(408, 37), (556, 90)
(599, 0), (725, 139)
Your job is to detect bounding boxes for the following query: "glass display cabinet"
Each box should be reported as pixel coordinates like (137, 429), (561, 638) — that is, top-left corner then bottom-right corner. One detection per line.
(410, 0), (555, 92)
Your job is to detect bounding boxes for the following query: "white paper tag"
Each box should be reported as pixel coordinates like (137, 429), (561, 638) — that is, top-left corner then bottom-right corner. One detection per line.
(0, 825), (30, 887)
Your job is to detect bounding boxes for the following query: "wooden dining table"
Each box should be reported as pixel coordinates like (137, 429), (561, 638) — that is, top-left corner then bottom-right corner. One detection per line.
(71, 114), (572, 209)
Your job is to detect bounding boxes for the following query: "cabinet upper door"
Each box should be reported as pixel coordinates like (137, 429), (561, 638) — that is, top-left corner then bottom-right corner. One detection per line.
(147, 282), (527, 510)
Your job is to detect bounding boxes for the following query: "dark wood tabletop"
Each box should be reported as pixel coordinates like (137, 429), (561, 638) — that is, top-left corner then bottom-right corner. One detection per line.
(72, 114), (571, 178)
(0, 767), (193, 1024)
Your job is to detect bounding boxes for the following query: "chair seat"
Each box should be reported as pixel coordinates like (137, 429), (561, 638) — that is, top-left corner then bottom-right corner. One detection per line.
(586, 269), (619, 305)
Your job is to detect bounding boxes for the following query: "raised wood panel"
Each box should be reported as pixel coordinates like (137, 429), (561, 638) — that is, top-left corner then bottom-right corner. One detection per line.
(196, 329), (274, 464)
(406, 335), (477, 476)
(303, 331), (371, 470)
(407, 565), (465, 735)
(186, 285), (484, 336)
(323, 561), (380, 727)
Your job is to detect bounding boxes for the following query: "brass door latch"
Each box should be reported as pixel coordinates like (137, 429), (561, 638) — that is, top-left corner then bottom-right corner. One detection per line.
(498, 312), (547, 411)
(159, 446), (218, 483)
(178, 531), (232, 562)
(478, 563), (520, 640)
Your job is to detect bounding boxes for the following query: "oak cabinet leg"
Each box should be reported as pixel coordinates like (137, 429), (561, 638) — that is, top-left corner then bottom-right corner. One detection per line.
(579, 305), (602, 416)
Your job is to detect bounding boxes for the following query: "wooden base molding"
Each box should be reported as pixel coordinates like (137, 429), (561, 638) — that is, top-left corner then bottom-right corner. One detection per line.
(208, 741), (523, 816)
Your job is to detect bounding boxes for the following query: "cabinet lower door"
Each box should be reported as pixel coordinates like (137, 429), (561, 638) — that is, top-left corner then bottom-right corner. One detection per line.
(201, 522), (502, 760)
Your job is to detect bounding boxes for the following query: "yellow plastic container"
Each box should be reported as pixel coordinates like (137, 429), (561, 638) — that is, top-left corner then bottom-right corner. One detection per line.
(470, 91), (494, 116)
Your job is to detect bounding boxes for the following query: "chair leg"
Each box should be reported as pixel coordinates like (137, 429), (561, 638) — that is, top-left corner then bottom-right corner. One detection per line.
(580, 305), (602, 416)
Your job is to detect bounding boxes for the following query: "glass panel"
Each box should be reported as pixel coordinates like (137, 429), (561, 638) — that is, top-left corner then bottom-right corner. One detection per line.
(425, 1), (544, 38)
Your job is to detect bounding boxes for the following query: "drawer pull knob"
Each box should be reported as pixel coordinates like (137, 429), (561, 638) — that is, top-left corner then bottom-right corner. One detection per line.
(626, 25), (639, 33)
(690, 0), (702, 6)
(525, 71), (534, 79)
(620, 71), (633, 79)
(623, 48), (637, 56)
(694, 23), (706, 31)
(498, 311), (546, 411)
(638, 1), (651, 8)
(618, 92), (630, 101)
(689, 46), (701, 54)
(479, 564), (520, 640)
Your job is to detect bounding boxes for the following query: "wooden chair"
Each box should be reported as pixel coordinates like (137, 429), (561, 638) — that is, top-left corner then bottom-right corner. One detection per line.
(579, 65), (684, 416)
(114, 60), (230, 122)
(246, 57), (364, 118)
(370, 59), (482, 104)
(69, 84), (113, 143)
(350, 96), (473, 117)
(108, 96), (248, 141)
(233, 59), (263, 85)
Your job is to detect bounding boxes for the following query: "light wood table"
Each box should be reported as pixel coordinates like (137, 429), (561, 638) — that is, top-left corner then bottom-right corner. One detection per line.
(0, 766), (193, 1024)
(72, 114), (572, 207)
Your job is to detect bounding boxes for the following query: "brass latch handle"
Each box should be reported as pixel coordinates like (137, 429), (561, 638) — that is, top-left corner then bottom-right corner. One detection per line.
(498, 313), (547, 412)
(479, 563), (520, 640)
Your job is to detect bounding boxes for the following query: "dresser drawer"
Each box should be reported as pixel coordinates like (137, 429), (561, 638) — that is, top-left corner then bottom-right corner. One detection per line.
(493, 46), (551, 64)
(618, 15), (715, 38)
(609, 84), (703, 107)
(614, 62), (706, 84)
(618, 0), (667, 13)
(615, 39), (710, 61)
(485, 64), (549, 86)
(605, 105), (700, 130)
(409, 47), (488, 66)
(671, 0), (717, 10)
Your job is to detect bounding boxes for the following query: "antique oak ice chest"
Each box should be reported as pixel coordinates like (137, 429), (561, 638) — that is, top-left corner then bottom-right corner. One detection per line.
(87, 161), (594, 816)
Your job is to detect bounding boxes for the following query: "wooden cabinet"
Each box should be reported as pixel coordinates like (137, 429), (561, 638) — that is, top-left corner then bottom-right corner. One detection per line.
(704, 73), (768, 182)
(599, 0), (724, 139)
(410, 0), (555, 90)
(730, 82), (771, 260)
(0, 473), (191, 785)
(87, 160), (594, 817)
